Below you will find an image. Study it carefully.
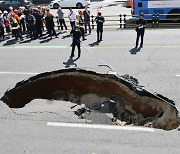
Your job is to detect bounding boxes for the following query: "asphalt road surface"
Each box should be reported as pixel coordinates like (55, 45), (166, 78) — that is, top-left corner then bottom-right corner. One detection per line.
(1, 1), (180, 153)
(0, 28), (180, 153)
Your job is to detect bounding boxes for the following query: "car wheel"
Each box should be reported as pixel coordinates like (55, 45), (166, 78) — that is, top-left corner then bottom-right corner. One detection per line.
(53, 3), (59, 9)
(76, 3), (83, 8)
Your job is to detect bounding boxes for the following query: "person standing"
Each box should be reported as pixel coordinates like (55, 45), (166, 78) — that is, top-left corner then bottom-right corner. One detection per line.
(68, 8), (76, 30)
(76, 10), (86, 41)
(83, 6), (91, 34)
(70, 26), (82, 59)
(25, 11), (36, 40)
(0, 10), (5, 40)
(135, 12), (147, 48)
(18, 7), (26, 34)
(9, 14), (22, 40)
(33, 8), (43, 38)
(45, 9), (57, 38)
(57, 6), (67, 31)
(3, 10), (11, 38)
(95, 12), (105, 42)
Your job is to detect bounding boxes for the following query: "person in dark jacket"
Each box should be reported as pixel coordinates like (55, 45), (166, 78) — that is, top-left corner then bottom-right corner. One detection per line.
(95, 12), (105, 42)
(33, 8), (43, 38)
(70, 26), (82, 59)
(135, 12), (147, 48)
(83, 6), (91, 34)
(45, 9), (57, 38)
(25, 11), (36, 40)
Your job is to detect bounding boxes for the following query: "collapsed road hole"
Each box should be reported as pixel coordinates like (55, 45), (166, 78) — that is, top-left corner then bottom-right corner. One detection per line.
(1, 68), (180, 130)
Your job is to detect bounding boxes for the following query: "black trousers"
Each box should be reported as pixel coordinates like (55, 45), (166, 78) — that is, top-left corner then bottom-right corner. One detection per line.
(71, 41), (81, 58)
(47, 27), (57, 37)
(84, 21), (91, 34)
(79, 27), (85, 39)
(136, 30), (145, 47)
(70, 21), (75, 30)
(28, 25), (36, 39)
(0, 26), (5, 38)
(97, 29), (103, 41)
(59, 19), (67, 30)
(12, 28), (22, 39)
(36, 25), (43, 37)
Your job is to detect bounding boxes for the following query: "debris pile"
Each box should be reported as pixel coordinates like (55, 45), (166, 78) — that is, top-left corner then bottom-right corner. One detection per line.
(1, 68), (180, 130)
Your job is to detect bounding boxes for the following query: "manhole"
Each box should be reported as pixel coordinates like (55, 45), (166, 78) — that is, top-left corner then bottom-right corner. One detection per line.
(1, 68), (180, 130)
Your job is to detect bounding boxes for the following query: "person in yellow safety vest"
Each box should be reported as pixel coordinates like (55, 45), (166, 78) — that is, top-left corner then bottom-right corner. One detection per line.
(76, 10), (86, 41)
(9, 13), (22, 40)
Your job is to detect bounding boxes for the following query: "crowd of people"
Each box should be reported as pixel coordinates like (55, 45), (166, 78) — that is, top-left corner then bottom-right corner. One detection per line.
(0, 5), (105, 43)
(0, 5), (148, 58)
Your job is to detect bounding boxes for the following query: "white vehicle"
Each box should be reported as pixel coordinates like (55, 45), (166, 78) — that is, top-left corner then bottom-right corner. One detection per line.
(50, 0), (90, 9)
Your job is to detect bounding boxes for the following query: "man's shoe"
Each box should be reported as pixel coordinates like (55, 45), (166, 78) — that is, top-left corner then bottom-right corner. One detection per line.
(140, 45), (143, 48)
(70, 55), (74, 58)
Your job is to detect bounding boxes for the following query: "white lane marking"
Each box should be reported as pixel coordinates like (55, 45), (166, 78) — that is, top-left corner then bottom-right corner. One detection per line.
(0, 72), (38, 75)
(47, 122), (154, 132)
(176, 75), (180, 77)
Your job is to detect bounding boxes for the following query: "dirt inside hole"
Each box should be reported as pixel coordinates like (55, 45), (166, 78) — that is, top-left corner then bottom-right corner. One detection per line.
(1, 68), (180, 130)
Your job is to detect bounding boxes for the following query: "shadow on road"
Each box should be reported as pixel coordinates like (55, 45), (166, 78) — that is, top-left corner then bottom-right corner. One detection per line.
(89, 41), (99, 47)
(3, 39), (17, 46)
(63, 57), (77, 68)
(39, 37), (54, 43)
(19, 39), (31, 44)
(129, 47), (141, 55)
(62, 34), (71, 39)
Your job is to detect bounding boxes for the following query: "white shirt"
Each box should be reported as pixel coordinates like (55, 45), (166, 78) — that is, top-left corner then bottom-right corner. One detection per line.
(68, 11), (76, 22)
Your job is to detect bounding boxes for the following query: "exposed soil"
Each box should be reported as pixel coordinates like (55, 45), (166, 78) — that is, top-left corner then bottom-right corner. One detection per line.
(1, 68), (180, 130)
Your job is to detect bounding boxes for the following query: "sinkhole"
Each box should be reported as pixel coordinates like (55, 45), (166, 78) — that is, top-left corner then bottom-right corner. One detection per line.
(1, 68), (180, 130)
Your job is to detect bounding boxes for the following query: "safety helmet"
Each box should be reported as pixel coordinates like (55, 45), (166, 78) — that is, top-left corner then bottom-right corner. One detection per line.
(9, 6), (13, 10)
(3, 10), (8, 14)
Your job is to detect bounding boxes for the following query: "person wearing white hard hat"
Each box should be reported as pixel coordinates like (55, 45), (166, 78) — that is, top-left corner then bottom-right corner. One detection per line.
(8, 6), (14, 19)
(3, 10), (11, 38)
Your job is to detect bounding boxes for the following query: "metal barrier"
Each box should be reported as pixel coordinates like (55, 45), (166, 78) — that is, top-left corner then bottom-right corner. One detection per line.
(55, 13), (180, 30)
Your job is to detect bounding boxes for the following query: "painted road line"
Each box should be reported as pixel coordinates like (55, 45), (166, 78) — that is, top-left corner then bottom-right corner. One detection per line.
(176, 75), (180, 77)
(0, 72), (38, 75)
(47, 122), (154, 132)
